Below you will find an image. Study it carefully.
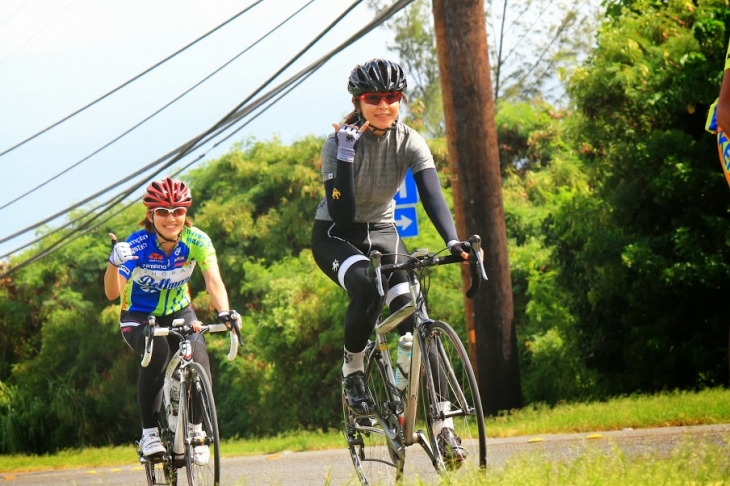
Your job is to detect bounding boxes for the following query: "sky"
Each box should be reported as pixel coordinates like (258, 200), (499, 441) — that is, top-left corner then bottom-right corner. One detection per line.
(0, 0), (395, 261)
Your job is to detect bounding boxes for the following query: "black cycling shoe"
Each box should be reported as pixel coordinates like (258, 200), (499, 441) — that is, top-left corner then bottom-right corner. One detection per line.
(437, 427), (467, 469)
(342, 371), (375, 416)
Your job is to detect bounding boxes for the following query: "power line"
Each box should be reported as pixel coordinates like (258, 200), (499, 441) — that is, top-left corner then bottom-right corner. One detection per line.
(0, 0), (317, 213)
(0, 76), (314, 268)
(0, 0), (265, 158)
(0, 0), (416, 276)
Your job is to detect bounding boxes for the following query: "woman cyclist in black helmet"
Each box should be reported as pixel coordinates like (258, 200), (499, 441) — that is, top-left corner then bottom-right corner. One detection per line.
(311, 58), (471, 465)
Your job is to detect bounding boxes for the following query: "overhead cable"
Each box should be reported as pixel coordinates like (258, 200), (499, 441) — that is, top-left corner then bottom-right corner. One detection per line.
(0, 0), (416, 276)
(0, 0), (317, 212)
(0, 0), (265, 158)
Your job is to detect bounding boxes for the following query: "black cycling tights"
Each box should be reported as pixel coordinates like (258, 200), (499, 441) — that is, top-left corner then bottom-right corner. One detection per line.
(122, 308), (211, 429)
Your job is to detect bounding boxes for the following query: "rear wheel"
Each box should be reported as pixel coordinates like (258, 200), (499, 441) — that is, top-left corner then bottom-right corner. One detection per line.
(182, 362), (221, 485)
(420, 320), (486, 474)
(343, 340), (405, 485)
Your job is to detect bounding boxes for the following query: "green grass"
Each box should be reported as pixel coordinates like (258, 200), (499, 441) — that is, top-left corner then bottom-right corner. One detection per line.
(444, 441), (730, 485)
(1, 387), (729, 480)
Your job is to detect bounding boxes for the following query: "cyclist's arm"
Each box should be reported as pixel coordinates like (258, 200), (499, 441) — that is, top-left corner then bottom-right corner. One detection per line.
(414, 168), (459, 244)
(104, 265), (128, 300)
(202, 266), (230, 313)
(718, 40), (730, 131)
(325, 163), (356, 226)
(322, 134), (356, 225)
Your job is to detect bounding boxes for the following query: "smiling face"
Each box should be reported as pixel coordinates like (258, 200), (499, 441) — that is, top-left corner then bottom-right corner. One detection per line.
(148, 207), (187, 243)
(354, 91), (401, 133)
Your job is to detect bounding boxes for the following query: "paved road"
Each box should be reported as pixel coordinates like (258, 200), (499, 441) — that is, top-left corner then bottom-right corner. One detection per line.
(2, 424), (728, 485)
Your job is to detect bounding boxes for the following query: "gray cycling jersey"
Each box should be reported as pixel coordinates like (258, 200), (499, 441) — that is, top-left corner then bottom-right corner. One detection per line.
(314, 121), (435, 223)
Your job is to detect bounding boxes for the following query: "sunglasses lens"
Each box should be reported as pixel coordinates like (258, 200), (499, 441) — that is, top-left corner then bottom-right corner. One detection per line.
(360, 92), (401, 105)
(362, 94), (382, 105)
(154, 208), (186, 217)
(384, 92), (401, 104)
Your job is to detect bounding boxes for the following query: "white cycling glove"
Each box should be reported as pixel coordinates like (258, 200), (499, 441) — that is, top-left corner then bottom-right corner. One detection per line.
(335, 125), (364, 163)
(109, 241), (135, 267)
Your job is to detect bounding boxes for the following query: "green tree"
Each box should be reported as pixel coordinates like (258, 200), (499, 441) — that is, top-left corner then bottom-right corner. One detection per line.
(556, 0), (730, 394)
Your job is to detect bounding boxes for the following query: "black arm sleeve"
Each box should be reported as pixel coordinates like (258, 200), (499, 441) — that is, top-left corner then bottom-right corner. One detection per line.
(325, 160), (356, 226)
(414, 168), (459, 244)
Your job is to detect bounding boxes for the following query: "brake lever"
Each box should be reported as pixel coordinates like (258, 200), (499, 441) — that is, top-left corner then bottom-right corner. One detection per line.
(230, 310), (244, 346)
(368, 250), (384, 297)
(465, 235), (488, 299)
(141, 316), (156, 367)
(470, 235), (488, 281)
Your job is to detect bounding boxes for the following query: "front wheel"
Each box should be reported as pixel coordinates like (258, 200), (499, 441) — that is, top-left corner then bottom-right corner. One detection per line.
(420, 320), (486, 473)
(181, 362), (221, 485)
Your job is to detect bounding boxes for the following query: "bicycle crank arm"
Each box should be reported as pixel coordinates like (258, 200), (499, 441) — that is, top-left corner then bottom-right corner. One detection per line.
(374, 411), (405, 461)
(415, 430), (444, 471)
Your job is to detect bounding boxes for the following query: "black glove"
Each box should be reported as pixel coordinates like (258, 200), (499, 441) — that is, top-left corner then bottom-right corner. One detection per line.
(447, 239), (471, 258)
(218, 310), (240, 330)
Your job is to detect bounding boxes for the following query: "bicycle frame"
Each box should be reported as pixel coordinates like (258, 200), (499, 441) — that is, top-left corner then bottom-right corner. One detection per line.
(371, 276), (433, 455)
(369, 235), (488, 464)
(139, 315), (241, 485)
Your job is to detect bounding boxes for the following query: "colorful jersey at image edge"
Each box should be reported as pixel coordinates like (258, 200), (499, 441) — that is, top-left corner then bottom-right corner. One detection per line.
(705, 38), (730, 187)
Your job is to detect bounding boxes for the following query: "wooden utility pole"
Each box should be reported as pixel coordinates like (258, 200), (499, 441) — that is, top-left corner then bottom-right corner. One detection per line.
(432, 0), (523, 414)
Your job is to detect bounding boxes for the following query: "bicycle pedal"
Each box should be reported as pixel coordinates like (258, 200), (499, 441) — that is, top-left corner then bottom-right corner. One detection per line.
(142, 452), (168, 465)
(355, 417), (377, 428)
(347, 436), (365, 447)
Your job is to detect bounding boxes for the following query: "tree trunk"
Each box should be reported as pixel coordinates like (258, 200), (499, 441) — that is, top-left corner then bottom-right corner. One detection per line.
(432, 0), (523, 415)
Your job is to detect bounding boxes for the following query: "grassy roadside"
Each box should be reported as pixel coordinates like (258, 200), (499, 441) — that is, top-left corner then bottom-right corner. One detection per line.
(1, 387), (728, 474)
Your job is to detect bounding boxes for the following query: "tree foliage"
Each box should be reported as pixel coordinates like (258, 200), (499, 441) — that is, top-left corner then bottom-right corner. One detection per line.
(1, 0), (730, 453)
(557, 0), (730, 394)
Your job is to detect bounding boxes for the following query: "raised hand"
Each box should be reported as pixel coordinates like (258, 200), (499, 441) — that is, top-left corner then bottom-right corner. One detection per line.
(108, 232), (138, 267)
(332, 121), (369, 163)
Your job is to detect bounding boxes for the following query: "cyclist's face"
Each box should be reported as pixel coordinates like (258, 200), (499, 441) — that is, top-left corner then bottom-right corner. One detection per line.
(355, 93), (400, 132)
(149, 208), (186, 241)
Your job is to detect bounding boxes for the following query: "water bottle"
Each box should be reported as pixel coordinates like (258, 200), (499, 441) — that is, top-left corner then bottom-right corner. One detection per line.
(395, 332), (413, 391)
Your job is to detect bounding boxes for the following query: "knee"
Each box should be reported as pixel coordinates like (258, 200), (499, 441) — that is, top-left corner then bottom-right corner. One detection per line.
(346, 271), (386, 318)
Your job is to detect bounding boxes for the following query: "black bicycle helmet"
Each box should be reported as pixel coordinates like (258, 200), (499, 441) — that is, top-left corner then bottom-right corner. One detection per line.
(347, 59), (407, 95)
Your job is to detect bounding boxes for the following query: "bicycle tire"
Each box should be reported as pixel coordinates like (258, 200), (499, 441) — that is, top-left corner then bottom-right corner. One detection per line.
(342, 341), (405, 485)
(181, 362), (221, 486)
(420, 320), (487, 472)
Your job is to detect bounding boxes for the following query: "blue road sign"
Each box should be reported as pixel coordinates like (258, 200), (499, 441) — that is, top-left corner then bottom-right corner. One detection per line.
(393, 169), (418, 206)
(394, 206), (418, 238)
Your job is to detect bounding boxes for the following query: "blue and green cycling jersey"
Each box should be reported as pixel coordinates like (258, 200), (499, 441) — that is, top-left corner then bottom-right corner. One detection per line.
(117, 226), (218, 315)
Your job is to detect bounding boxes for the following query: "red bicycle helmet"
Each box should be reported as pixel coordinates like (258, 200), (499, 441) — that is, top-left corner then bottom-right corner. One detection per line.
(143, 177), (192, 208)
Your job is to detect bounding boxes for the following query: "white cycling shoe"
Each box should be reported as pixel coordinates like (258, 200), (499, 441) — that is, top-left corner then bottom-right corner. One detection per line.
(140, 432), (166, 457)
(191, 431), (210, 466)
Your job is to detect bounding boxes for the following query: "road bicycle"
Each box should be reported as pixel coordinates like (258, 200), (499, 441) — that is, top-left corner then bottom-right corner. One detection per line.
(137, 313), (242, 486)
(343, 235), (488, 485)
